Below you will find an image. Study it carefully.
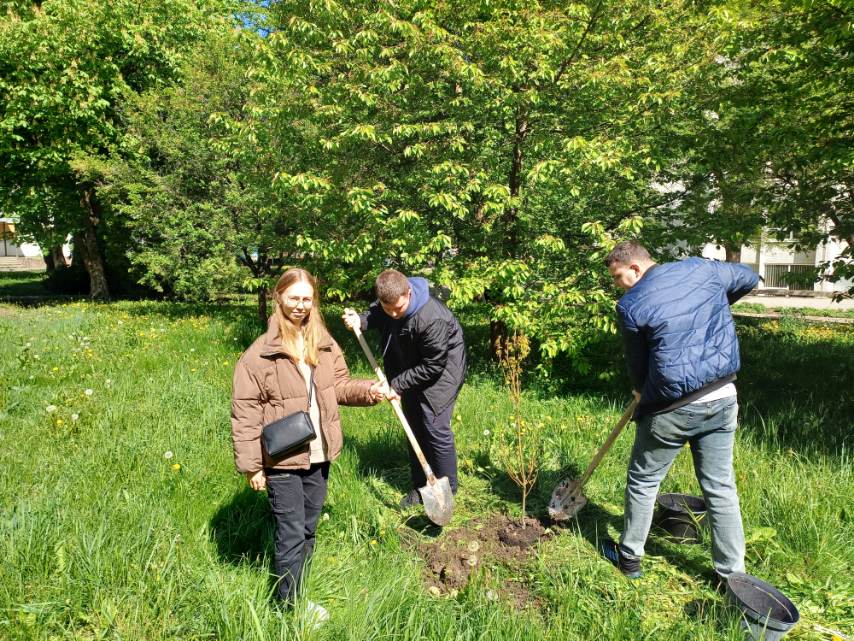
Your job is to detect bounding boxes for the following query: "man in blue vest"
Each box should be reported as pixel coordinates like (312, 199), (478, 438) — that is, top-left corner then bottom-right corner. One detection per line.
(601, 241), (759, 582)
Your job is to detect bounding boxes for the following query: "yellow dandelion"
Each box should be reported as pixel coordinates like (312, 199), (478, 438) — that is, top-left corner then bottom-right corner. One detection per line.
(369, 539), (378, 546)
(172, 463), (181, 471)
(55, 419), (64, 427)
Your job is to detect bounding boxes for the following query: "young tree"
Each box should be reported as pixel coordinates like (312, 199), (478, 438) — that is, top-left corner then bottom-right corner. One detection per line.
(492, 332), (543, 524)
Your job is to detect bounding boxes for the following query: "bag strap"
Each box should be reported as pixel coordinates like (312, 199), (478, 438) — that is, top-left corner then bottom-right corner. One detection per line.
(306, 367), (315, 411)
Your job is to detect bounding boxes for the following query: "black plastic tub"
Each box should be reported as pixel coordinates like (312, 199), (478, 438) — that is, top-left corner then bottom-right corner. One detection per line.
(726, 572), (800, 641)
(653, 493), (707, 543)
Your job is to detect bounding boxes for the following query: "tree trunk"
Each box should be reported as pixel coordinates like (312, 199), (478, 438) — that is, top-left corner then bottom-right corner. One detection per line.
(78, 188), (110, 300)
(257, 286), (268, 325)
(505, 112), (529, 256)
(43, 245), (66, 273)
(724, 244), (741, 263)
(51, 245), (67, 269)
(490, 318), (507, 361)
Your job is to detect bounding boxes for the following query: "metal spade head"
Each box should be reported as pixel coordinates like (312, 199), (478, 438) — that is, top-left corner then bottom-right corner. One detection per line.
(548, 478), (588, 521)
(418, 475), (454, 526)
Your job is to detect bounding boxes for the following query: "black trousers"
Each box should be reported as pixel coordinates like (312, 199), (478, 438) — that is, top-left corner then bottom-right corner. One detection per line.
(265, 462), (329, 603)
(400, 393), (458, 493)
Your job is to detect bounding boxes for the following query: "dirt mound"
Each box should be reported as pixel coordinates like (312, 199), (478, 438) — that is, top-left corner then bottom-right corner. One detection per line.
(416, 514), (550, 604)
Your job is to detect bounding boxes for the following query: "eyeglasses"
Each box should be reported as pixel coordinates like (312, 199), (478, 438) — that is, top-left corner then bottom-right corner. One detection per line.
(282, 295), (314, 308)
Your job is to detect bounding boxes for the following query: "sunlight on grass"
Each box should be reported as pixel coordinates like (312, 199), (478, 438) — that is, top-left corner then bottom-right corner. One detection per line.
(1, 301), (851, 640)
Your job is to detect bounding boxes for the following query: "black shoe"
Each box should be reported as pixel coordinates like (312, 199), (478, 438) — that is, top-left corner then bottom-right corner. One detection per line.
(600, 538), (642, 579)
(399, 489), (422, 509)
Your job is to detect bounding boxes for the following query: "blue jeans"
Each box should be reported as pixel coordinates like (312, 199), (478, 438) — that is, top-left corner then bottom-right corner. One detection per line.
(401, 393), (458, 493)
(619, 396), (746, 577)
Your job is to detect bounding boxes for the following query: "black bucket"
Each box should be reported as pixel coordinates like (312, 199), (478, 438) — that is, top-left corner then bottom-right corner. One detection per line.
(653, 493), (707, 543)
(726, 572), (800, 641)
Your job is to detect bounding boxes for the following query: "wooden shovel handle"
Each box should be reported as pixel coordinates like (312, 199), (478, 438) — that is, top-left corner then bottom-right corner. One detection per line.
(348, 320), (437, 482)
(576, 397), (639, 488)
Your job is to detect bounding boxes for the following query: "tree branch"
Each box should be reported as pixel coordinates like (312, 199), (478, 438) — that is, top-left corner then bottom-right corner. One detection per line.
(553, 0), (603, 86)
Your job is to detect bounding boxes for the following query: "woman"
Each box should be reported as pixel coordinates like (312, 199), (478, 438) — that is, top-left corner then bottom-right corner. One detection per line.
(231, 268), (386, 613)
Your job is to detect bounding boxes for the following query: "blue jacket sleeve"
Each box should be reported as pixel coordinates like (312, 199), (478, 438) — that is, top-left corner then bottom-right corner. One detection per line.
(710, 261), (760, 305)
(616, 303), (648, 393)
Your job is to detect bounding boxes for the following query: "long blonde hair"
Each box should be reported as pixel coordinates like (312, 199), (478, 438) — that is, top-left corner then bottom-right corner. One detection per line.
(272, 268), (327, 366)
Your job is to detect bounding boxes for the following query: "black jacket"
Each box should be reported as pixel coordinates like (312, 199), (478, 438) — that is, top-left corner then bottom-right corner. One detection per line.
(361, 293), (466, 413)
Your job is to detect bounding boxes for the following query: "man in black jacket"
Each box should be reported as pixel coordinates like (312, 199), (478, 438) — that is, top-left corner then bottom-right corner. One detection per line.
(343, 270), (466, 508)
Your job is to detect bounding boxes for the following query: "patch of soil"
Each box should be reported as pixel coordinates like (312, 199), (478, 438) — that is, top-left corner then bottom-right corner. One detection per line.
(414, 514), (550, 605)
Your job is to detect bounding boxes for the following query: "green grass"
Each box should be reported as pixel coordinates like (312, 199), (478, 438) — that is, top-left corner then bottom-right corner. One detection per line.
(0, 270), (51, 298)
(1, 301), (852, 640)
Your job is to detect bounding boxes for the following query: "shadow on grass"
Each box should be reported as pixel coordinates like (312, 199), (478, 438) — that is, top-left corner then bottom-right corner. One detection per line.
(735, 318), (854, 455)
(481, 462), (587, 522)
(210, 487), (274, 567)
(346, 428), (412, 497)
(559, 500), (717, 587)
(0, 270), (50, 296)
(346, 426), (454, 538)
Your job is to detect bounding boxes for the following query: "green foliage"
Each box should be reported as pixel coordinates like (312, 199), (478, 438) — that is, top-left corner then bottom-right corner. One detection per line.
(101, 26), (263, 301)
(0, 0), (235, 297)
(248, 0), (714, 357)
(645, 0), (853, 296)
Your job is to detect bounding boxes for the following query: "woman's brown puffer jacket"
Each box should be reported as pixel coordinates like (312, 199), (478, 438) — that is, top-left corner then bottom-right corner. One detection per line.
(231, 316), (376, 472)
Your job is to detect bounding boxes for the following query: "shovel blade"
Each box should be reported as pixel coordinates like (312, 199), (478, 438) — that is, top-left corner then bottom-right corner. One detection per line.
(418, 476), (454, 527)
(548, 478), (588, 521)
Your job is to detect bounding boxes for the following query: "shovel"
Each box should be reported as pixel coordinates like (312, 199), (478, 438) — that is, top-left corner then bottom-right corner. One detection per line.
(346, 317), (454, 527)
(548, 397), (639, 521)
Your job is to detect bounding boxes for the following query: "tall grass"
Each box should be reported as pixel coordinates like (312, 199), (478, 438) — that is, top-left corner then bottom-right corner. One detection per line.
(1, 301), (851, 640)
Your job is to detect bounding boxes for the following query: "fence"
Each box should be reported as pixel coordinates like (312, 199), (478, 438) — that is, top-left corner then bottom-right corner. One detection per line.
(764, 264), (816, 290)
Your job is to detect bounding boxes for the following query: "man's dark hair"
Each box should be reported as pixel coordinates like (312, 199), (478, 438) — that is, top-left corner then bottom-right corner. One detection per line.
(605, 241), (652, 267)
(375, 269), (410, 303)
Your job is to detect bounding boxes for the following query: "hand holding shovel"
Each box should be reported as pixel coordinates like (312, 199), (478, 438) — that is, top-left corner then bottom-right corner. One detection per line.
(343, 309), (455, 527)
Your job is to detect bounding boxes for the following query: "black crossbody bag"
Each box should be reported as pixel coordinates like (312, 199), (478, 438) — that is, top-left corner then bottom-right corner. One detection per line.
(261, 369), (317, 459)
